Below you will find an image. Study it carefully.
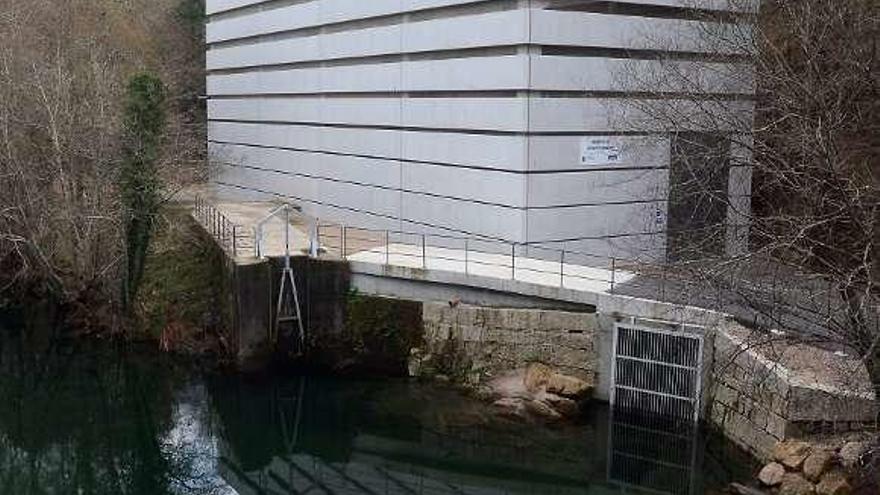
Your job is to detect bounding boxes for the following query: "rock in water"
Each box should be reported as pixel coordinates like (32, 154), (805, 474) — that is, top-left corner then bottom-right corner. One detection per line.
(541, 393), (580, 417)
(523, 362), (553, 393)
(815, 471), (851, 495)
(546, 373), (593, 398)
(803, 450), (834, 482)
(758, 462), (786, 487)
(838, 441), (868, 469)
(779, 473), (815, 495)
(525, 399), (563, 420)
(774, 440), (813, 470)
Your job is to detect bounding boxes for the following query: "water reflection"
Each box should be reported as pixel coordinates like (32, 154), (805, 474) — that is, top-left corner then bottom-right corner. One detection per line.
(207, 375), (751, 495)
(607, 408), (700, 495)
(0, 313), (752, 495)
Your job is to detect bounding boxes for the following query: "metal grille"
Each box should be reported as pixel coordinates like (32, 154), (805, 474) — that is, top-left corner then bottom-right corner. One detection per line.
(611, 324), (704, 423)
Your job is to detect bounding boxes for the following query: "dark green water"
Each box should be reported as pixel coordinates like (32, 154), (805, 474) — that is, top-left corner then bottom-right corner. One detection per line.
(0, 311), (755, 495)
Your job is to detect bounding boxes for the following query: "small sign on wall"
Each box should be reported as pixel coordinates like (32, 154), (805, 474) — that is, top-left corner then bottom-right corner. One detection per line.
(580, 137), (623, 165)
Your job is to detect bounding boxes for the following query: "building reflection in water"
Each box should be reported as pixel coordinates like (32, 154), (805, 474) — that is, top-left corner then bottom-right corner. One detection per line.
(206, 374), (741, 495)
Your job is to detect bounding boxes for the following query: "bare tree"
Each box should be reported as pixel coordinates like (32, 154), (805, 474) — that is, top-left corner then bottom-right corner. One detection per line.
(614, 0), (879, 403)
(0, 0), (206, 311)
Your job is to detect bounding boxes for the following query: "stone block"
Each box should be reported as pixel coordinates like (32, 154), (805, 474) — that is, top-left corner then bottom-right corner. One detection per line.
(803, 450), (834, 483)
(779, 473), (815, 495)
(816, 471), (851, 495)
(758, 462), (786, 487)
(774, 440), (812, 470)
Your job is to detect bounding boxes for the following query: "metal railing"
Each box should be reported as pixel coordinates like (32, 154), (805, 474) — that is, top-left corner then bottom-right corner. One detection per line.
(191, 197), (685, 296)
(315, 222), (638, 294)
(193, 196), (252, 258)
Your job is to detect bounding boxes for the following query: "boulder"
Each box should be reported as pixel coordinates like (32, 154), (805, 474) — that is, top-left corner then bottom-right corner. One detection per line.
(838, 441), (868, 469)
(524, 363), (554, 392)
(546, 373), (593, 398)
(774, 440), (813, 470)
(779, 473), (815, 495)
(803, 450), (834, 482)
(757, 462), (786, 487)
(541, 393), (580, 417)
(525, 399), (563, 420)
(492, 398), (528, 420)
(816, 471), (851, 495)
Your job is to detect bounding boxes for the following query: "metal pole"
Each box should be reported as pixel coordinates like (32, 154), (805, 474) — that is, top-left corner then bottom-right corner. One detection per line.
(511, 243), (516, 280)
(254, 226), (260, 258)
(610, 257), (617, 294)
(422, 234), (427, 269)
(385, 231), (390, 265)
(341, 225), (347, 260)
(464, 239), (469, 275)
(284, 207), (291, 267)
(232, 226), (238, 258)
(560, 250), (565, 287)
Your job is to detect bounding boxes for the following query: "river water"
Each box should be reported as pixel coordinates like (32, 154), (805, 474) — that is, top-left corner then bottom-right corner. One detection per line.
(0, 310), (756, 495)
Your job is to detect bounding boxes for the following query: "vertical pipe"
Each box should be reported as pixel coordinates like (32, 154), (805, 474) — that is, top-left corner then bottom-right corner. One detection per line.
(610, 257), (617, 294)
(422, 234), (427, 269)
(511, 243), (516, 280)
(560, 250), (565, 287)
(254, 227), (260, 258)
(284, 207), (291, 267)
(341, 225), (347, 260)
(464, 239), (469, 275)
(232, 226), (238, 258)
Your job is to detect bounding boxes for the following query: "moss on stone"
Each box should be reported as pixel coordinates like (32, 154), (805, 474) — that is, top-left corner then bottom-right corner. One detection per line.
(137, 207), (230, 353)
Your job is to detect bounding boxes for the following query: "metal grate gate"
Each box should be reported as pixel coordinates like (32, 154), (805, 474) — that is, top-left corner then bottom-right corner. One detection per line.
(611, 323), (704, 423)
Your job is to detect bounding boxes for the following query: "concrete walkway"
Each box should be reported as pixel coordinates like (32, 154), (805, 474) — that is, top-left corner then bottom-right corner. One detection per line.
(199, 200), (636, 294)
(347, 243), (635, 294)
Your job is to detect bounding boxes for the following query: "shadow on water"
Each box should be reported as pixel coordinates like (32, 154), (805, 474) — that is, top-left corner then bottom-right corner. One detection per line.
(0, 310), (755, 495)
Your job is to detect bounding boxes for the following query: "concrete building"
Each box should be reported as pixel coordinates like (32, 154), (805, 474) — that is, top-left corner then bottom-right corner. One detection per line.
(205, 0), (755, 263)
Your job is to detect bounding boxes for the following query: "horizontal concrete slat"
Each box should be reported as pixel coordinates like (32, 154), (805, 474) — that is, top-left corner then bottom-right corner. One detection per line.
(527, 169), (668, 208)
(531, 10), (751, 55)
(209, 142), (527, 207)
(207, 56), (528, 95)
(530, 56), (754, 94)
(528, 135), (671, 172)
(208, 10), (528, 70)
(208, 121), (527, 170)
(207, 0), (488, 43)
(528, 97), (755, 133)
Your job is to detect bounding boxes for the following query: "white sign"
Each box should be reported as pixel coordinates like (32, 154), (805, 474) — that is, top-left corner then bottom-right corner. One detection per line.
(580, 138), (622, 165)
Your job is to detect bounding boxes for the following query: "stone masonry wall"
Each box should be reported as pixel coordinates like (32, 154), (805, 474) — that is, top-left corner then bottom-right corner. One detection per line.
(417, 302), (599, 385)
(708, 321), (878, 461)
(710, 326), (794, 460)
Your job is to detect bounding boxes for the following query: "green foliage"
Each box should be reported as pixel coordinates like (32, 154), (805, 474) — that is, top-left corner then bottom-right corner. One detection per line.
(139, 209), (227, 340)
(175, 0), (206, 36)
(338, 293), (424, 374)
(122, 72), (167, 310)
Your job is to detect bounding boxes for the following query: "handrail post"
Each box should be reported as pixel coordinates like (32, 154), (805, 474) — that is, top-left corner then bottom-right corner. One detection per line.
(560, 249), (566, 287)
(254, 226), (260, 258)
(511, 243), (516, 280)
(422, 234), (427, 269)
(341, 225), (347, 260)
(232, 226), (238, 258)
(610, 257), (617, 294)
(464, 239), (469, 275)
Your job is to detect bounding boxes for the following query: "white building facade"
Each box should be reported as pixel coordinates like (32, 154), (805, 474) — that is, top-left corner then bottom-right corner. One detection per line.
(206, 0), (754, 263)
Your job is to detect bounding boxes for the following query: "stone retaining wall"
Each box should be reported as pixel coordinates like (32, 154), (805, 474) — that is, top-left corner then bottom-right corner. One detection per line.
(416, 302), (600, 385)
(709, 321), (878, 461)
